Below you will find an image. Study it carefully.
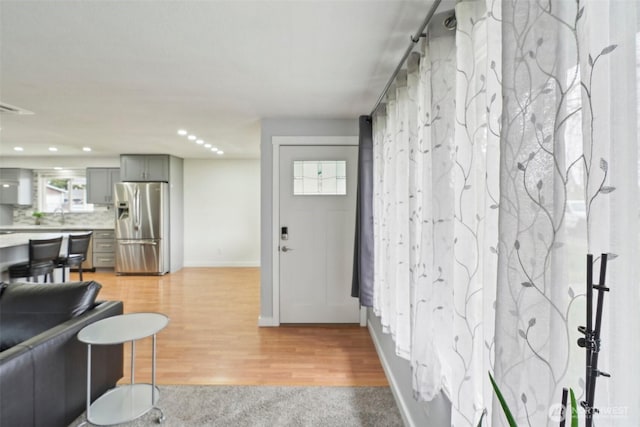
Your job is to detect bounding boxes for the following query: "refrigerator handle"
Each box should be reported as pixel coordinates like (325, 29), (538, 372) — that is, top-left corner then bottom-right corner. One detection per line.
(134, 186), (141, 230)
(120, 241), (158, 246)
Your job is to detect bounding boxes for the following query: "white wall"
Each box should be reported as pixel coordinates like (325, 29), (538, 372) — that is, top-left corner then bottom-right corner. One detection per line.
(184, 159), (260, 267)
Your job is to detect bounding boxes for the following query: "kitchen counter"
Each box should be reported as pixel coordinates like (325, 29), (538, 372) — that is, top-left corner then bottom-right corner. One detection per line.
(0, 232), (70, 250)
(0, 232), (71, 276)
(0, 225), (114, 231)
(0, 232), (73, 250)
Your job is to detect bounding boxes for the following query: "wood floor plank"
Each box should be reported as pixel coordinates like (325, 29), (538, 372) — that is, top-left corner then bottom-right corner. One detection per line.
(84, 268), (388, 387)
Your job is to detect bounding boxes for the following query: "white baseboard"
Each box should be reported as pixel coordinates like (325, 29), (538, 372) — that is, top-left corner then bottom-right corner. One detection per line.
(368, 321), (414, 427)
(258, 316), (279, 327)
(183, 261), (260, 267)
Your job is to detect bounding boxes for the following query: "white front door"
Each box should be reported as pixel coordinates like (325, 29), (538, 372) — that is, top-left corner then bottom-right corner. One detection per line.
(278, 145), (359, 323)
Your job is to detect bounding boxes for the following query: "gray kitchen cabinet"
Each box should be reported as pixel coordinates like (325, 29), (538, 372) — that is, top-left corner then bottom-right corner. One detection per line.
(86, 168), (120, 205)
(120, 155), (169, 182)
(0, 168), (33, 205)
(93, 229), (116, 268)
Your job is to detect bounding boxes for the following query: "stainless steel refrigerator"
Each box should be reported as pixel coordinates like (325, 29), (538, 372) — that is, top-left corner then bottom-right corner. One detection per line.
(114, 182), (169, 275)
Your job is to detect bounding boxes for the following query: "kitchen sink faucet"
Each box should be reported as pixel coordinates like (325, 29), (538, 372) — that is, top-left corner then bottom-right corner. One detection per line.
(53, 207), (65, 225)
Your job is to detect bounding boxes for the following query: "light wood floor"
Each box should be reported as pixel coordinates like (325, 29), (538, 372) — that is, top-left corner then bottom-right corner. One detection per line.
(82, 268), (388, 387)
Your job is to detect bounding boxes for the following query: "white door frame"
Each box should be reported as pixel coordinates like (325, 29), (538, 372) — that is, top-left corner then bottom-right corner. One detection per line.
(271, 136), (365, 326)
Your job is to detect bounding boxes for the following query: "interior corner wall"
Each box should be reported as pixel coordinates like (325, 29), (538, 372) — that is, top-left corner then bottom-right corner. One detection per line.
(169, 155), (184, 272)
(183, 158), (260, 267)
(259, 118), (358, 323)
(368, 311), (452, 426)
(0, 206), (13, 225)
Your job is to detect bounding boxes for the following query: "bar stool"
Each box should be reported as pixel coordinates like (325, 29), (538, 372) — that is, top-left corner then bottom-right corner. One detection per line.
(56, 232), (92, 281)
(8, 237), (63, 283)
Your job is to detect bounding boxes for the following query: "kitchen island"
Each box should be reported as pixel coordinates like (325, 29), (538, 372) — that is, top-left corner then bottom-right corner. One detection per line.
(0, 232), (70, 280)
(0, 225), (112, 231)
(0, 225), (116, 273)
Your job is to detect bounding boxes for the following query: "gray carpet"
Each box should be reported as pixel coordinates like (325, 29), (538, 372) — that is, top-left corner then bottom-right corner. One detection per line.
(70, 385), (404, 427)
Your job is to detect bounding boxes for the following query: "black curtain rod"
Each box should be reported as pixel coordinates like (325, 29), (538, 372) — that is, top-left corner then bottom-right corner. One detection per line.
(369, 0), (442, 117)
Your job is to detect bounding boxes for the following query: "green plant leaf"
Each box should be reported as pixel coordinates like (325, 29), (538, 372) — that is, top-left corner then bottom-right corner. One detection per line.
(476, 408), (487, 427)
(488, 372), (518, 427)
(570, 388), (578, 427)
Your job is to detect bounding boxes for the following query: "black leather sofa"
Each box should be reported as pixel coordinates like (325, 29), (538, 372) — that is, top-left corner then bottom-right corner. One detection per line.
(0, 281), (123, 427)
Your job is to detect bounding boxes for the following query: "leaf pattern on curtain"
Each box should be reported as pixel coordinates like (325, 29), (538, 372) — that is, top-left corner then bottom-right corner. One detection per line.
(394, 71), (412, 359)
(496, 0), (589, 424)
(495, 0), (640, 425)
(373, 80), (411, 357)
(372, 0), (640, 425)
(579, 1), (640, 424)
(374, 2), (501, 424)
(373, 105), (387, 323)
(410, 30), (456, 401)
(449, 2), (500, 425)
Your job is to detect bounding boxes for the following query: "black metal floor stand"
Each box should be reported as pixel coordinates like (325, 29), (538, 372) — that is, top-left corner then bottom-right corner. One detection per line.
(576, 253), (611, 427)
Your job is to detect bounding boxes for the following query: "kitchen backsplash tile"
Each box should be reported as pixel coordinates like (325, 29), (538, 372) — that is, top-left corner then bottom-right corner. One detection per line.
(13, 206), (115, 227)
(10, 169), (115, 228)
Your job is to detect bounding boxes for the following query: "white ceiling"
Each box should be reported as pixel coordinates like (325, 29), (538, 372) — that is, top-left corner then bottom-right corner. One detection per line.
(0, 0), (444, 160)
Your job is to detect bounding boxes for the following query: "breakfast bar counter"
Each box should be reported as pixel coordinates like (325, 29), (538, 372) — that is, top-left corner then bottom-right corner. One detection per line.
(0, 232), (67, 249)
(0, 233), (70, 278)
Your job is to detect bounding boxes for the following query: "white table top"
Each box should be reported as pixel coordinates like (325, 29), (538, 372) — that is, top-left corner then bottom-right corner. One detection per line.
(78, 313), (169, 345)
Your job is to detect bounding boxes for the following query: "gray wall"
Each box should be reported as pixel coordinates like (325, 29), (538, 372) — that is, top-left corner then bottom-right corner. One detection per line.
(368, 311), (451, 427)
(259, 118), (358, 322)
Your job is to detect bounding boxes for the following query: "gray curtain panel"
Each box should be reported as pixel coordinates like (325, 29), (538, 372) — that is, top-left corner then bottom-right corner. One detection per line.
(351, 115), (374, 306)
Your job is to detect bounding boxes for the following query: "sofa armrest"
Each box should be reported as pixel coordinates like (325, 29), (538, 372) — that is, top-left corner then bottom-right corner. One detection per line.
(0, 300), (124, 427)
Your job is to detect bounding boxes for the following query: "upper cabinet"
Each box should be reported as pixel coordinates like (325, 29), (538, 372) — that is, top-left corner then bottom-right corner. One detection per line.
(120, 155), (170, 182)
(86, 168), (120, 205)
(0, 168), (33, 205)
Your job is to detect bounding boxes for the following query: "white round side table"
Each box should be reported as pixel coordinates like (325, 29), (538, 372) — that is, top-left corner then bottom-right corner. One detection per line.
(77, 312), (169, 425)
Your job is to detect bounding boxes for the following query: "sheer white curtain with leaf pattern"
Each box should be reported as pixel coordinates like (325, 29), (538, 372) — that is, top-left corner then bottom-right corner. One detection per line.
(371, 0), (640, 426)
(373, 1), (499, 424)
(497, 0), (640, 425)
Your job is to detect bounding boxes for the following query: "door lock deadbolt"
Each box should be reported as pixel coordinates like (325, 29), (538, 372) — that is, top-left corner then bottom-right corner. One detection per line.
(281, 226), (288, 240)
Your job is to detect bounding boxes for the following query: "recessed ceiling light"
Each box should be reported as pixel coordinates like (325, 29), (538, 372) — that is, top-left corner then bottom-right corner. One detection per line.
(196, 139), (204, 145)
(177, 129), (188, 136)
(210, 148), (217, 152)
(54, 167), (63, 170)
(48, 147), (58, 152)
(13, 146), (24, 151)
(82, 147), (92, 152)
(2, 184), (10, 188)
(217, 151), (224, 155)
(187, 135), (197, 141)
(204, 143), (211, 148)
